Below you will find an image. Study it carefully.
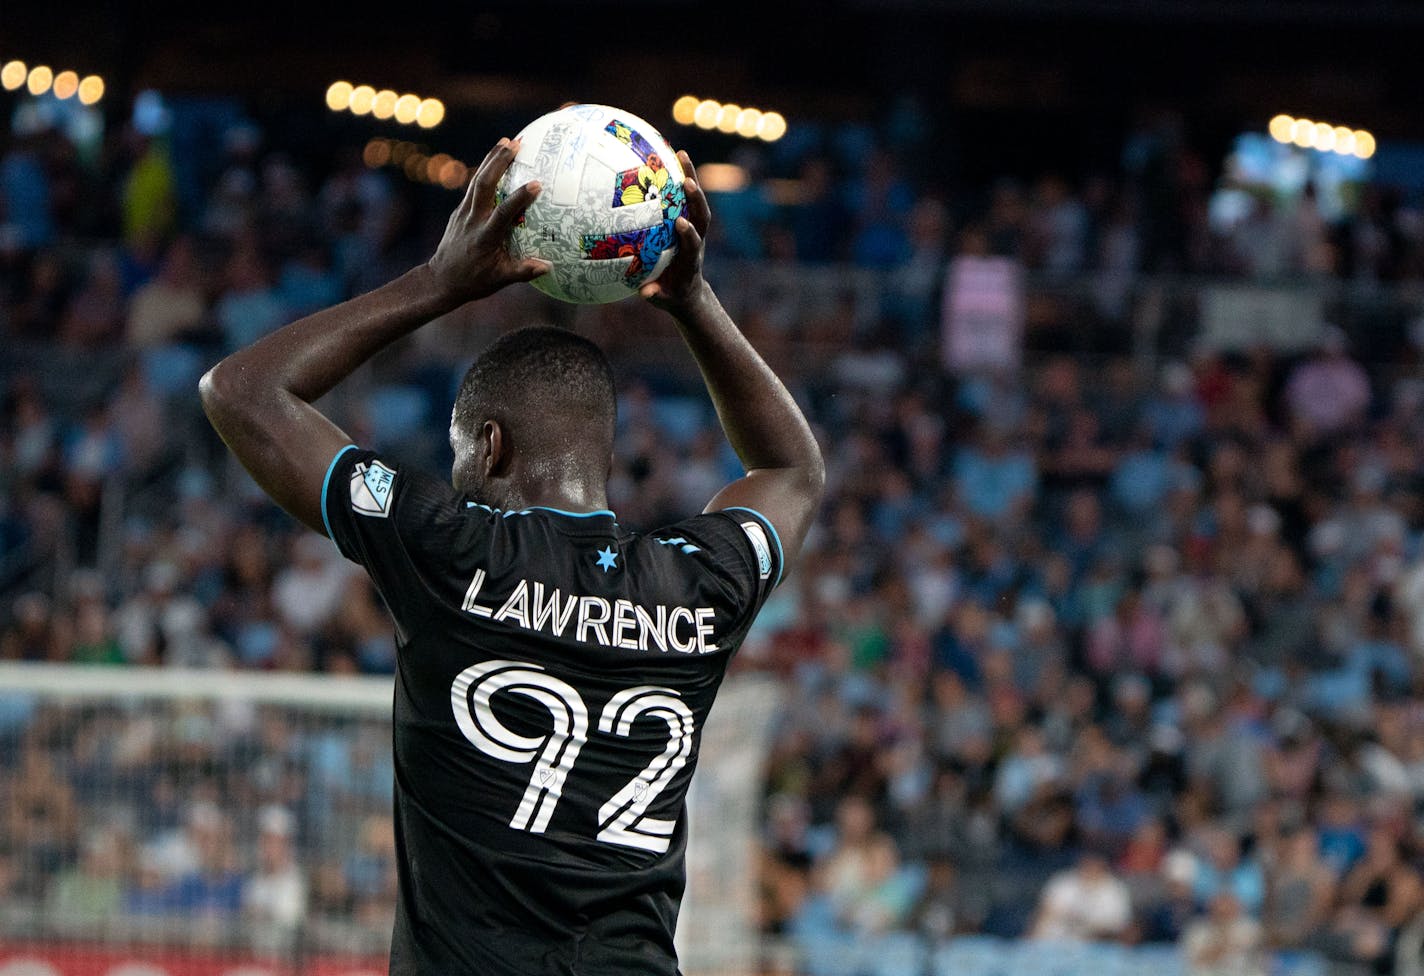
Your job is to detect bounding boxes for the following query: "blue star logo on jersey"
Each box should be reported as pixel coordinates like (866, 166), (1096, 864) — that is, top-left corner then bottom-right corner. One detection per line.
(594, 546), (619, 573)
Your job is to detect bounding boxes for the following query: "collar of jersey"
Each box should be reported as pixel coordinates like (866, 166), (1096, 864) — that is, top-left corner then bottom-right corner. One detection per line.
(466, 501), (616, 519)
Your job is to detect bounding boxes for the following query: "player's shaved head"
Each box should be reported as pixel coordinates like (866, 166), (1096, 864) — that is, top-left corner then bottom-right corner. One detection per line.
(451, 326), (616, 501)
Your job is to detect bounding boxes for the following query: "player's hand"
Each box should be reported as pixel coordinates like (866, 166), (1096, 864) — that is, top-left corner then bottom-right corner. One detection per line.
(426, 138), (551, 306)
(640, 150), (713, 316)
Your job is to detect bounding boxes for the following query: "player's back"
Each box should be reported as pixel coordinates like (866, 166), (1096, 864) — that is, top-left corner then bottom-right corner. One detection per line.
(321, 446), (782, 975)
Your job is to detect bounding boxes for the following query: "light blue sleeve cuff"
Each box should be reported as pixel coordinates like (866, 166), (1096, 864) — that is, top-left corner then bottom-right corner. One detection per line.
(721, 506), (786, 588)
(320, 444), (360, 544)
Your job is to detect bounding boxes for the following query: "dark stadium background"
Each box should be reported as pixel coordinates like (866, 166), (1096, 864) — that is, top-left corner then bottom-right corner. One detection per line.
(7, 0), (1424, 175)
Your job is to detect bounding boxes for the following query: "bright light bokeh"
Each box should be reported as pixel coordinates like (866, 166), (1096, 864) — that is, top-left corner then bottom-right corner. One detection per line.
(372, 89), (398, 120)
(735, 108), (763, 138)
(676, 95), (789, 143)
(326, 81), (354, 111)
(362, 136), (471, 189)
(330, 80), (443, 128)
(26, 64), (53, 96)
(1, 60), (104, 102)
(77, 75), (104, 105)
(52, 70), (79, 100)
(439, 160), (468, 190)
(696, 163), (749, 192)
(1, 61), (26, 91)
(349, 85), (375, 115)
(416, 98), (445, 129)
(1313, 122), (1336, 152)
(1270, 113), (1377, 160)
(693, 100), (720, 130)
(426, 153), (452, 183)
(757, 112), (787, 142)
(393, 94), (421, 125)
(363, 139), (391, 168)
(672, 95), (699, 126)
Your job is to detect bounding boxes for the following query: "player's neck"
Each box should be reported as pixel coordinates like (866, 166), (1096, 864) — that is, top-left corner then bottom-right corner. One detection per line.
(491, 477), (609, 515)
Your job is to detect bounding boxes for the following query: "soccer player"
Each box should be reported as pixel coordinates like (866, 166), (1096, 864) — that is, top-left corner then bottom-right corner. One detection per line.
(200, 137), (824, 974)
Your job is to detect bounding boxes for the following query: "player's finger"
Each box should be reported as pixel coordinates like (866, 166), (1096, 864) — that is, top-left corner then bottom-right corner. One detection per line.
(491, 180), (541, 231)
(682, 178), (711, 237)
(677, 150), (698, 185)
(471, 138), (519, 215)
(454, 162), (485, 217)
(466, 140), (509, 205)
(512, 258), (552, 282)
(674, 215), (703, 252)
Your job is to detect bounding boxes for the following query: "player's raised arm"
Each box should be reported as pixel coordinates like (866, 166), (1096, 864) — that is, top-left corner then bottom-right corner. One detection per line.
(199, 138), (548, 534)
(640, 151), (825, 575)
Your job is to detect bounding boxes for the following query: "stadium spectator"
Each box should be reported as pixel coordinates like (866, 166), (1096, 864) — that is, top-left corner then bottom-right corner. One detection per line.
(1029, 851), (1133, 942)
(1283, 326), (1372, 439)
(1182, 891), (1266, 976)
(269, 533), (354, 637)
(908, 856), (980, 941)
(44, 827), (126, 931)
(1, 592), (66, 661)
(114, 560), (225, 667)
(243, 804), (306, 948)
(68, 577), (124, 665)
(1189, 828), (1266, 918)
(215, 245), (289, 351)
(0, 131), (55, 251)
(1323, 826), (1423, 971)
(58, 251), (125, 348)
(126, 237), (207, 347)
(758, 793), (815, 935)
(1143, 849), (1204, 943)
(1261, 827), (1336, 949)
(4, 740), (79, 895)
(809, 795), (906, 935)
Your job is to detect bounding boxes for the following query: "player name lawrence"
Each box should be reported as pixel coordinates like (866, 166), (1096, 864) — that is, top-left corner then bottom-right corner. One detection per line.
(459, 569), (719, 654)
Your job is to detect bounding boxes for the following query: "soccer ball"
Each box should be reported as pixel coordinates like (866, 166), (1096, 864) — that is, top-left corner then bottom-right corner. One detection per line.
(497, 104), (686, 304)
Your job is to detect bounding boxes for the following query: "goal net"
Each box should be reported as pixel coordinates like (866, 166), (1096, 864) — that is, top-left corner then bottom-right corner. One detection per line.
(0, 664), (780, 976)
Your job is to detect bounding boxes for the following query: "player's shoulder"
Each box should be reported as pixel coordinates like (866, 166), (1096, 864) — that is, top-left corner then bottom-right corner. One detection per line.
(637, 507), (783, 590)
(324, 446), (486, 557)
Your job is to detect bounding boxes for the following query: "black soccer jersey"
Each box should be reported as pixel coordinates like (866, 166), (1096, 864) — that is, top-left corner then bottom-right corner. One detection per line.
(321, 445), (783, 976)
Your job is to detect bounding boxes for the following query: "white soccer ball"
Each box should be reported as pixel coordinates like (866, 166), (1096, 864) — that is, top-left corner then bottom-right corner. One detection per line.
(497, 103), (686, 304)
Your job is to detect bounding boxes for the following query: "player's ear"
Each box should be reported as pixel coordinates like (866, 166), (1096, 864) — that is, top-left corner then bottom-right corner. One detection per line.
(483, 419), (508, 478)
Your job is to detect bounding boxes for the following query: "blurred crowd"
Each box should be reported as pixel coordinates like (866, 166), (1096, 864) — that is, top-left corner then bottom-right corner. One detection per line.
(753, 341), (1424, 976)
(3, 95), (1424, 975)
(0, 700), (396, 955)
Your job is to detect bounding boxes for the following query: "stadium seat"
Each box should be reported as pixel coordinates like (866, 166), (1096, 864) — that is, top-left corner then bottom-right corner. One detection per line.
(1272, 950), (1327, 976)
(865, 932), (928, 976)
(1126, 943), (1185, 976)
(1011, 939), (1094, 976)
(1084, 942), (1133, 973)
(800, 930), (870, 976)
(931, 936), (1009, 976)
